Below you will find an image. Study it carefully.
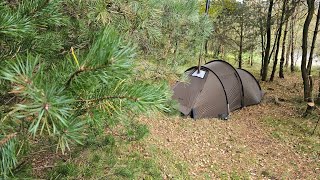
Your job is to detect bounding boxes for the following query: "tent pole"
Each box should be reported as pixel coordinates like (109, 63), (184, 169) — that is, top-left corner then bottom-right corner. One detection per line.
(197, 0), (211, 73)
(198, 43), (203, 73)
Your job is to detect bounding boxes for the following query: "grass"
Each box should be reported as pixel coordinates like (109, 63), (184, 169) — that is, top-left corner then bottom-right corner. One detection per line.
(207, 164), (250, 180)
(48, 162), (78, 179)
(43, 128), (190, 180)
(263, 116), (320, 157)
(146, 144), (190, 179)
(46, 138), (163, 179)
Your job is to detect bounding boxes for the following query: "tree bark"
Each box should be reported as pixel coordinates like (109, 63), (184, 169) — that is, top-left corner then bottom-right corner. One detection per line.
(270, 0), (287, 81)
(290, 10), (296, 72)
(268, 13), (281, 65)
(285, 35), (291, 68)
(250, 47), (254, 66)
(205, 39), (208, 56)
(304, 75), (315, 117)
(261, 0), (274, 81)
(279, 17), (289, 78)
(285, 9), (293, 69)
(259, 16), (265, 77)
(238, 19), (244, 69)
(307, 1), (320, 75)
(301, 0), (315, 102)
(316, 72), (320, 105)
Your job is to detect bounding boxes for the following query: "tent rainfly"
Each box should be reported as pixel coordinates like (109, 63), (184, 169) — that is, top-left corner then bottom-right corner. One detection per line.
(172, 60), (263, 119)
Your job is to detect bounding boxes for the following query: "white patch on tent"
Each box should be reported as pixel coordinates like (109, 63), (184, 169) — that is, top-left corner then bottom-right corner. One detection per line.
(192, 70), (206, 79)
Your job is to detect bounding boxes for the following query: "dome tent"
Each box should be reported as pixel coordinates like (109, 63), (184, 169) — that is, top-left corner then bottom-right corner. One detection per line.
(172, 60), (263, 119)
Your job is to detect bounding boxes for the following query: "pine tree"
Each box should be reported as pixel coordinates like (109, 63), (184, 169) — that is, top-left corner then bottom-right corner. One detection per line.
(0, 0), (67, 61)
(86, 0), (212, 66)
(0, 26), (170, 177)
(0, 0), (171, 176)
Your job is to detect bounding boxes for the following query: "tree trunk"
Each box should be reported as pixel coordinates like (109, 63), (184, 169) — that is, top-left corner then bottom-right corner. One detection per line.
(205, 39), (208, 56)
(290, 11), (296, 72)
(279, 17), (289, 78)
(238, 20), (244, 69)
(214, 44), (220, 58)
(304, 75), (315, 117)
(250, 47), (254, 66)
(285, 37), (291, 68)
(301, 0), (315, 102)
(268, 16), (281, 65)
(316, 72), (320, 105)
(259, 17), (265, 77)
(270, 0), (287, 81)
(307, 2), (320, 75)
(261, 0), (274, 81)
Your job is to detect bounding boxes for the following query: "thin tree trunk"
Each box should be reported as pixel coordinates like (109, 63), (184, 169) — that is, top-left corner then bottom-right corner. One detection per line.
(279, 17), (289, 78)
(250, 47), (254, 66)
(285, 40), (291, 68)
(205, 39), (208, 56)
(316, 72), (320, 104)
(259, 17), (265, 77)
(285, 17), (291, 68)
(290, 10), (296, 72)
(268, 20), (280, 65)
(301, 0), (315, 102)
(238, 20), (244, 69)
(270, 0), (287, 81)
(304, 75), (315, 116)
(214, 44), (220, 58)
(261, 0), (274, 81)
(307, 2), (320, 75)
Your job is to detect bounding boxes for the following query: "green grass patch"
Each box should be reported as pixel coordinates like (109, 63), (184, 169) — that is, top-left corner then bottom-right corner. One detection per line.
(147, 144), (190, 179)
(48, 162), (78, 179)
(126, 123), (150, 141)
(263, 116), (320, 158)
(207, 164), (250, 179)
(46, 140), (163, 179)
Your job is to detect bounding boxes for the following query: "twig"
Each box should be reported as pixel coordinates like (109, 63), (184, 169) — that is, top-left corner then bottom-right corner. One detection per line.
(65, 68), (87, 87)
(65, 65), (109, 87)
(78, 96), (138, 102)
(5, 96), (16, 105)
(32, 165), (55, 170)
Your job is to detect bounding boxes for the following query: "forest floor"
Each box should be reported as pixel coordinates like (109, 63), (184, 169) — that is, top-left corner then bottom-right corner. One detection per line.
(138, 73), (320, 179)
(21, 72), (320, 179)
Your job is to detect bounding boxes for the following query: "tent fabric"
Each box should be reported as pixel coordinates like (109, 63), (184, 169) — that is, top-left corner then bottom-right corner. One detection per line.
(191, 68), (228, 118)
(203, 60), (243, 111)
(172, 70), (207, 115)
(172, 60), (263, 119)
(236, 69), (262, 106)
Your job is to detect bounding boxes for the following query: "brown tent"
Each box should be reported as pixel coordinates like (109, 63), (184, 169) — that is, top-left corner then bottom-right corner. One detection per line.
(172, 60), (262, 119)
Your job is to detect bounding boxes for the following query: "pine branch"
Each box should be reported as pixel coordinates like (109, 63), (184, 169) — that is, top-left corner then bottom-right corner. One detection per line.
(0, 133), (17, 147)
(65, 67), (87, 87)
(78, 95), (138, 103)
(65, 65), (110, 87)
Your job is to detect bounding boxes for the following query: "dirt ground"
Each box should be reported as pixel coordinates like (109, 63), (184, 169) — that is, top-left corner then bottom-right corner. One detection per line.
(139, 74), (320, 179)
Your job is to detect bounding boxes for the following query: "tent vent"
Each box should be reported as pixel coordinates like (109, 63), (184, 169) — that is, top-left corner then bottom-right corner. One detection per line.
(191, 70), (206, 79)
